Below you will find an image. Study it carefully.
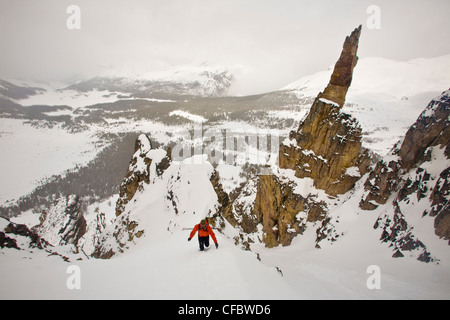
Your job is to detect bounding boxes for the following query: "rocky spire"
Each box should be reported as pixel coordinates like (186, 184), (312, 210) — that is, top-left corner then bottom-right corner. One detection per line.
(279, 25), (370, 197)
(247, 26), (370, 248)
(319, 25), (362, 107)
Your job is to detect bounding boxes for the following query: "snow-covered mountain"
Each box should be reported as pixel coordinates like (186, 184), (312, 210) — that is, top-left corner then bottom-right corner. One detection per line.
(0, 62), (233, 109)
(62, 62), (233, 99)
(1, 27), (449, 299)
(0, 79), (46, 100)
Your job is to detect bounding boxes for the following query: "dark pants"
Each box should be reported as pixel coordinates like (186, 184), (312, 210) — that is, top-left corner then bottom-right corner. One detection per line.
(198, 236), (210, 251)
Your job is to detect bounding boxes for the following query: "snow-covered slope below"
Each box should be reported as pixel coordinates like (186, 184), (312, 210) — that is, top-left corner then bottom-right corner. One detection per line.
(1, 186), (448, 299)
(1, 220), (298, 299)
(0, 155), (300, 299)
(2, 143), (449, 299)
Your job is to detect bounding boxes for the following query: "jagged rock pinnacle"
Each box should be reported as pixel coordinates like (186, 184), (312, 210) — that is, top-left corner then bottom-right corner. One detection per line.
(250, 25), (369, 248)
(319, 25), (362, 107)
(278, 25), (369, 197)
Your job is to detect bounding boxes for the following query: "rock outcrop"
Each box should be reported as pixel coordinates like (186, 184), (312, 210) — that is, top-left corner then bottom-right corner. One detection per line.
(209, 170), (232, 229)
(93, 134), (170, 259)
(1, 219), (44, 250)
(252, 174), (327, 247)
(1, 215), (75, 261)
(244, 25), (370, 248)
(428, 167), (450, 240)
(115, 134), (172, 217)
(1, 198), (88, 261)
(115, 134), (154, 217)
(360, 90), (450, 211)
(33, 194), (87, 249)
(398, 91), (450, 171)
(319, 25), (361, 108)
(361, 90), (450, 261)
(279, 97), (371, 197)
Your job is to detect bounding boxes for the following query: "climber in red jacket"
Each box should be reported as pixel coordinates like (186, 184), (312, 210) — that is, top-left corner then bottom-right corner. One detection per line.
(188, 219), (218, 251)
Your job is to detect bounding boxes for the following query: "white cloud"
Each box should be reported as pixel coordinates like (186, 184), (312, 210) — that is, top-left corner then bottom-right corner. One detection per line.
(0, 0), (449, 94)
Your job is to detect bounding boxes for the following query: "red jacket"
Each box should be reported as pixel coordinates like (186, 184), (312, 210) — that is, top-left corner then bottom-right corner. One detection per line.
(190, 223), (218, 244)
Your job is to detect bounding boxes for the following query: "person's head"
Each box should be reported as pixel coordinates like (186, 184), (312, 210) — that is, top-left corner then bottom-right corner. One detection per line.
(200, 219), (206, 226)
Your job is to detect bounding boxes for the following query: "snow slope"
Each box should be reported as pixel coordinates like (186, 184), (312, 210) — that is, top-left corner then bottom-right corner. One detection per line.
(0, 221), (299, 299)
(2, 152), (449, 299)
(0, 118), (100, 203)
(1, 194), (448, 299)
(0, 156), (299, 300)
(0, 114), (182, 205)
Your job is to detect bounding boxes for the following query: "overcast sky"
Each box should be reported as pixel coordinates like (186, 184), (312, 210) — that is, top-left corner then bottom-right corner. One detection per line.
(0, 0), (449, 95)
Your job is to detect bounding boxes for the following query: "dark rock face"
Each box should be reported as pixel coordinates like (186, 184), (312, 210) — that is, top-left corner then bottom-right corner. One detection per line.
(398, 92), (450, 171)
(0, 231), (19, 249)
(209, 170), (233, 228)
(254, 175), (303, 247)
(359, 159), (401, 210)
(115, 134), (153, 217)
(279, 98), (371, 197)
(59, 195), (87, 246)
(361, 90), (449, 211)
(1, 218), (46, 250)
(362, 90), (450, 260)
(319, 25), (362, 108)
(428, 167), (450, 240)
(33, 194), (87, 248)
(252, 174), (327, 248)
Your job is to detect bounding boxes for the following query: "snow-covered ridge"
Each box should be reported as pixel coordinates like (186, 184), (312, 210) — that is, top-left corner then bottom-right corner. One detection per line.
(67, 62), (233, 98)
(100, 61), (231, 84)
(283, 55), (450, 98)
(0, 62), (234, 109)
(169, 110), (207, 123)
